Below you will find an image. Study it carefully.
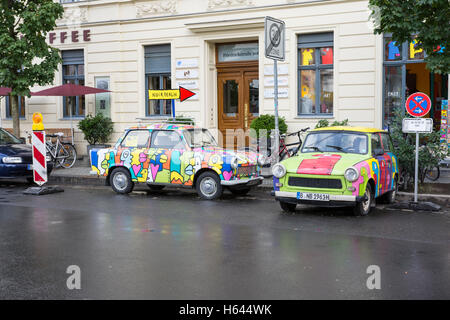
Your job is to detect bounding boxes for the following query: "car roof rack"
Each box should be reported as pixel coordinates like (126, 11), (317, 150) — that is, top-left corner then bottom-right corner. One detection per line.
(164, 118), (195, 125)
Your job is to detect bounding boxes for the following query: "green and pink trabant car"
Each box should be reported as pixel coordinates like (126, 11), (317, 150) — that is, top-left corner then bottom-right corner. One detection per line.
(90, 123), (264, 199)
(272, 126), (398, 215)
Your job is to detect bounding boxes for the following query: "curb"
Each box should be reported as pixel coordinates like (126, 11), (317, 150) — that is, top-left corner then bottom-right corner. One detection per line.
(49, 175), (106, 186)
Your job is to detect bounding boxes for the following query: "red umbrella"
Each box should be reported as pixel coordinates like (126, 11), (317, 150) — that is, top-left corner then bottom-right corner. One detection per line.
(32, 83), (111, 144)
(0, 87), (11, 96)
(31, 83), (110, 96)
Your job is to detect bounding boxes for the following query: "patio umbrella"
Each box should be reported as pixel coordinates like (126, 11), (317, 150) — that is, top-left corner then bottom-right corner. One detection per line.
(32, 83), (110, 144)
(0, 87), (11, 96)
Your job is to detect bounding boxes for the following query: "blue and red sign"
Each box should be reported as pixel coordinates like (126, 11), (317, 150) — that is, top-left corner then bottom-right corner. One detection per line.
(405, 92), (431, 117)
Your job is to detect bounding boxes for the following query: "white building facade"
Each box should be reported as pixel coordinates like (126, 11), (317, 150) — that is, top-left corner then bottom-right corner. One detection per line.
(1, 0), (448, 154)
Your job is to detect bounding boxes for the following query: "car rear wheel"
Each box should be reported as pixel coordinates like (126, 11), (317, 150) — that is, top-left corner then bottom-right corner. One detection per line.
(354, 183), (373, 216)
(110, 167), (134, 194)
(382, 179), (397, 204)
(279, 201), (296, 213)
(229, 187), (251, 196)
(196, 171), (222, 200)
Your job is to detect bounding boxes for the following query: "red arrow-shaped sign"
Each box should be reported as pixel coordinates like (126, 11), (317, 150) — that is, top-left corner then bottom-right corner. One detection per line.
(179, 87), (196, 102)
(148, 86), (196, 102)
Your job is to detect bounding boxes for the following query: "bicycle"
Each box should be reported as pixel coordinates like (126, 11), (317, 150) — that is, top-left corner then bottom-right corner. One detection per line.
(45, 133), (77, 169)
(279, 127), (310, 160)
(423, 164), (440, 181)
(261, 127), (309, 165)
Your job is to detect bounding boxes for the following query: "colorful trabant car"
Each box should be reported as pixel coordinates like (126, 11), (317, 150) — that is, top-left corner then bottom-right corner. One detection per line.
(90, 123), (264, 199)
(272, 126), (398, 215)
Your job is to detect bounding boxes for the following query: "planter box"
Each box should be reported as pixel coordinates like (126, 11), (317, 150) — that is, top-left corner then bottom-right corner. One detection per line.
(87, 144), (111, 166)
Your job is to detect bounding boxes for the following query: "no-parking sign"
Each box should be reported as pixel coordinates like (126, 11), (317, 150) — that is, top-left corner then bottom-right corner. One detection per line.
(405, 92), (431, 117)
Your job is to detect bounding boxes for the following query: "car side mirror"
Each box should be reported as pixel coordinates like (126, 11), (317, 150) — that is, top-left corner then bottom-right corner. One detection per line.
(373, 148), (384, 156)
(19, 137), (26, 144)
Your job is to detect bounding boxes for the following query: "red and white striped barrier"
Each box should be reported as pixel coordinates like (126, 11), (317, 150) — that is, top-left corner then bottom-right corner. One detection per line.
(31, 131), (47, 186)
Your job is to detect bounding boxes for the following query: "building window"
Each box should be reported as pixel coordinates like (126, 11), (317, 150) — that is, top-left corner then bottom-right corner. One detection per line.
(298, 33), (334, 116)
(62, 49), (85, 118)
(145, 44), (172, 117)
(5, 96), (25, 119)
(382, 34), (448, 129)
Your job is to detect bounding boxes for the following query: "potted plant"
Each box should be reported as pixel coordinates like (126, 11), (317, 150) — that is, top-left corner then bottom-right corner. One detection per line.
(78, 113), (114, 156)
(250, 114), (288, 156)
(166, 115), (195, 125)
(314, 118), (349, 128)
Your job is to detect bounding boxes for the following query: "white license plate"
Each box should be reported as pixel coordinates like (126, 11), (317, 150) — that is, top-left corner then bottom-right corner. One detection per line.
(27, 164), (33, 170)
(297, 192), (330, 201)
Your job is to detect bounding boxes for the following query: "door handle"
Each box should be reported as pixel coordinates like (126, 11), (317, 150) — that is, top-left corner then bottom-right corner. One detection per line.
(244, 103), (249, 129)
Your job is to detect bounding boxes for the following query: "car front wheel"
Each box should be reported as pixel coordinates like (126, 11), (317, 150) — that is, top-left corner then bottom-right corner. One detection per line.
(354, 183), (373, 216)
(196, 171), (223, 200)
(110, 167), (134, 194)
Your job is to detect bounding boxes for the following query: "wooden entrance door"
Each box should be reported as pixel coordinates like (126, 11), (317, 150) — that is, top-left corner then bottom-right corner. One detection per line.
(218, 67), (259, 149)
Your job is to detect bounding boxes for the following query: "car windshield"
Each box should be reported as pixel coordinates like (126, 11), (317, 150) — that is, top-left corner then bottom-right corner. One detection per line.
(301, 131), (368, 154)
(183, 129), (218, 147)
(0, 128), (23, 145)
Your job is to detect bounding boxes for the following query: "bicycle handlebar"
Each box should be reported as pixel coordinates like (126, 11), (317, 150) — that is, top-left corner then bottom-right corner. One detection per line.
(287, 127), (310, 136)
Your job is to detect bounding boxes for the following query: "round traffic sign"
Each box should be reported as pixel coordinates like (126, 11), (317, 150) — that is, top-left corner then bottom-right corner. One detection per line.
(405, 92), (431, 117)
(269, 24), (281, 47)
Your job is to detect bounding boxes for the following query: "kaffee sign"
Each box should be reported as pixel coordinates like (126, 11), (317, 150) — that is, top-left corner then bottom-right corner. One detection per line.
(48, 30), (91, 44)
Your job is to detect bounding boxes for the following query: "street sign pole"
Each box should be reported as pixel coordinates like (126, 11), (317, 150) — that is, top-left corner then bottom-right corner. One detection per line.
(397, 92), (441, 210)
(172, 99), (175, 120)
(414, 133), (419, 202)
(274, 59), (279, 162)
(265, 16), (285, 163)
(404, 92), (432, 203)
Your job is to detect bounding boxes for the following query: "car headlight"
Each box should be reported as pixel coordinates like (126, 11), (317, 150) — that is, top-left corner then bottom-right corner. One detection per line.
(2, 157), (22, 164)
(257, 154), (267, 166)
(272, 163), (286, 178)
(344, 167), (359, 182)
(231, 157), (239, 169)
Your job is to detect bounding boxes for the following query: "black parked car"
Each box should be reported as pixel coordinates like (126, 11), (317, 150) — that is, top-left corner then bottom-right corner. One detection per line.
(0, 128), (53, 183)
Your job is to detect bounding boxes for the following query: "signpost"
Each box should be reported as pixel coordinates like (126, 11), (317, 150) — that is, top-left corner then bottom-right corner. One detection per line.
(402, 118), (433, 133)
(31, 113), (47, 186)
(24, 113), (63, 195)
(148, 86), (195, 102)
(403, 92), (432, 203)
(265, 16), (285, 162)
(405, 92), (432, 117)
(148, 86), (196, 120)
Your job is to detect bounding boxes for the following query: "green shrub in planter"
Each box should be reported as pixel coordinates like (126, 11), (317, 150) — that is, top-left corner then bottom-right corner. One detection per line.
(78, 113), (114, 145)
(166, 116), (195, 125)
(250, 114), (288, 139)
(315, 118), (349, 129)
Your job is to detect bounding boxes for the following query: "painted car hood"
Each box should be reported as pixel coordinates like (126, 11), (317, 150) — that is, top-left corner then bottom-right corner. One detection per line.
(282, 152), (370, 176)
(0, 143), (32, 157)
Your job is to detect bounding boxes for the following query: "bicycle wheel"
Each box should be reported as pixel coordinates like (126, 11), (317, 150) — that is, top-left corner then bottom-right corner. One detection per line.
(425, 166), (440, 181)
(58, 144), (77, 169)
(280, 149), (290, 161)
(46, 143), (59, 168)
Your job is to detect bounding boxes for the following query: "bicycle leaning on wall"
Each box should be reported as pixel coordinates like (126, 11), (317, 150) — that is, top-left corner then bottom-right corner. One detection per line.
(45, 133), (77, 169)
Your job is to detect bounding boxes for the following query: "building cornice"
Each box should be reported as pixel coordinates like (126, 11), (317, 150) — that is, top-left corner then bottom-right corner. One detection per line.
(55, 0), (357, 29)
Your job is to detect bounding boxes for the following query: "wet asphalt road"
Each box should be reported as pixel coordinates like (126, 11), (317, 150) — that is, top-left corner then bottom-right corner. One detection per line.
(0, 182), (449, 300)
